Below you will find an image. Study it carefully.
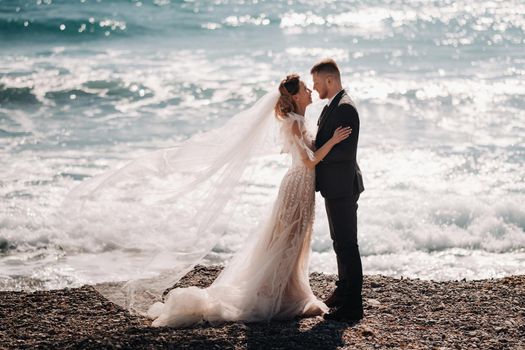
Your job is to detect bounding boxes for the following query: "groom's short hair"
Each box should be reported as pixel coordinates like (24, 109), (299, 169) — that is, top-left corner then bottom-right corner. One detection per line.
(310, 58), (340, 78)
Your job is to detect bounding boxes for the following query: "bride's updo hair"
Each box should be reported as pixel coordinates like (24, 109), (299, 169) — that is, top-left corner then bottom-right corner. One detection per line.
(275, 74), (301, 119)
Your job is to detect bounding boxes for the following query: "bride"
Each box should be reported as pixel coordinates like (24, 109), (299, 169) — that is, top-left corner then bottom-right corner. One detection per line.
(147, 74), (351, 327)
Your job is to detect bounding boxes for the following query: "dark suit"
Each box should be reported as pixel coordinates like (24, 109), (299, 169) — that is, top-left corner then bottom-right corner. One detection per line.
(315, 89), (364, 310)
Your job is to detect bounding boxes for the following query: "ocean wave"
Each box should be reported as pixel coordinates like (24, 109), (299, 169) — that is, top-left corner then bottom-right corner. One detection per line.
(0, 129), (32, 138)
(0, 0), (220, 43)
(41, 82), (155, 109)
(44, 88), (102, 104)
(0, 79), (155, 109)
(2, 180), (524, 257)
(0, 17), (139, 41)
(2, 0), (524, 45)
(357, 198), (525, 256)
(0, 84), (40, 105)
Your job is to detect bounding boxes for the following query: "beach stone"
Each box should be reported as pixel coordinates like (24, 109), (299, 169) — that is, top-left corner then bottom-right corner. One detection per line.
(366, 298), (381, 307)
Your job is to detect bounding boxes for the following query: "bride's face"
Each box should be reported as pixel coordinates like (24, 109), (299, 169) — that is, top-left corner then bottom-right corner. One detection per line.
(294, 82), (312, 110)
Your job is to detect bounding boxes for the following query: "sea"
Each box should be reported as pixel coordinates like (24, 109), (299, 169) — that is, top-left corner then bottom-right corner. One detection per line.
(1, 0), (524, 291)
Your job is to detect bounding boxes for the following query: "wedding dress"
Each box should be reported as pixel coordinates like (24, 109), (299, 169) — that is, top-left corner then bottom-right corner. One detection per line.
(64, 90), (327, 320)
(147, 112), (328, 327)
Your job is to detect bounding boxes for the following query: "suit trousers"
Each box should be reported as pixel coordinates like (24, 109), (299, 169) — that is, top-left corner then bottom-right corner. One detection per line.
(325, 193), (363, 308)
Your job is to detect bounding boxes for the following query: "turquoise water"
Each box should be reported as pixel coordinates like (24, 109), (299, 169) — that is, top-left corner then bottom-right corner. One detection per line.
(1, 0), (524, 289)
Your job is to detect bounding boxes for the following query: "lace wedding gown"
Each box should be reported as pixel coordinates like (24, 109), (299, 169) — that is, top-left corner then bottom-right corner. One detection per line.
(147, 113), (328, 327)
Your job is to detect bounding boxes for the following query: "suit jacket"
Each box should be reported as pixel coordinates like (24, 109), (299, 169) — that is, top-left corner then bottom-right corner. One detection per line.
(315, 89), (364, 199)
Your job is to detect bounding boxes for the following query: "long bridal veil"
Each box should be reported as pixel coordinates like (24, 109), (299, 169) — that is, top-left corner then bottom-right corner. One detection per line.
(62, 90), (281, 314)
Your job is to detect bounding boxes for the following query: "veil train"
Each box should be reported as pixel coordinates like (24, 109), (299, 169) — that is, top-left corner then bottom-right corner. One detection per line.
(62, 90), (281, 314)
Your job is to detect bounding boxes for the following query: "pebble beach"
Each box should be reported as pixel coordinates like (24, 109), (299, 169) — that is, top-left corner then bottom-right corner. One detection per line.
(1, 265), (523, 349)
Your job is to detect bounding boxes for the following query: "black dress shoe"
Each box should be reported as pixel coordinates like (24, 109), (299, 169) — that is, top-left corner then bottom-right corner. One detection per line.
(323, 291), (343, 308)
(323, 306), (363, 322)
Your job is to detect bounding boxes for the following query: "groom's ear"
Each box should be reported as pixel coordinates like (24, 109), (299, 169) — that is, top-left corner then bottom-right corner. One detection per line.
(325, 74), (339, 87)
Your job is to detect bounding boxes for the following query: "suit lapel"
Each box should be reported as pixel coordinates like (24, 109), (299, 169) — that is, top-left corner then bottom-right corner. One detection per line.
(317, 105), (328, 126)
(317, 89), (345, 133)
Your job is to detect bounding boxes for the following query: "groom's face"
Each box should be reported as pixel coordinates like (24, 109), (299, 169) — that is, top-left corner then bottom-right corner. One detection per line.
(312, 72), (328, 99)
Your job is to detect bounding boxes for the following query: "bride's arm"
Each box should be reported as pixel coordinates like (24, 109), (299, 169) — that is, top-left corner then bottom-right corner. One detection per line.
(291, 122), (351, 170)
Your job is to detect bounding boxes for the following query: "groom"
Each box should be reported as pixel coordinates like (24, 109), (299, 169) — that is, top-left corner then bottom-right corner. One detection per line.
(311, 59), (365, 322)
